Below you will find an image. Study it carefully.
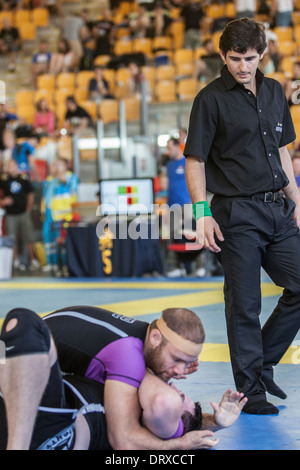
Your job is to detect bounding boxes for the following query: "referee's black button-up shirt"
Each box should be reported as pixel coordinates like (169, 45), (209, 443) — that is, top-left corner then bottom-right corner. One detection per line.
(184, 65), (296, 197)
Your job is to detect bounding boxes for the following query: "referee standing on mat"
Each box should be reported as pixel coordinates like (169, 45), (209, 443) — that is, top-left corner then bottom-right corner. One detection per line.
(184, 18), (300, 415)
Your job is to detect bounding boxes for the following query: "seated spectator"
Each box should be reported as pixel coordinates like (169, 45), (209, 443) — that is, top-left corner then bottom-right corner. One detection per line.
(0, 103), (18, 150)
(129, 5), (151, 39)
(1, 128), (40, 180)
(147, 2), (173, 38)
(0, 17), (22, 72)
(284, 61), (300, 106)
(92, 8), (116, 57)
(235, 0), (256, 18)
(193, 38), (223, 82)
(88, 66), (114, 100)
(0, 158), (40, 271)
(49, 38), (76, 75)
(33, 98), (56, 136)
(180, 0), (204, 50)
(128, 61), (151, 100)
(270, 0), (293, 27)
(26, 40), (52, 87)
(63, 96), (92, 135)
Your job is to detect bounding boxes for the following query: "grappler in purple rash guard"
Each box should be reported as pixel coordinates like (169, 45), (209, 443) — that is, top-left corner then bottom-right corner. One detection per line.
(0, 305), (247, 450)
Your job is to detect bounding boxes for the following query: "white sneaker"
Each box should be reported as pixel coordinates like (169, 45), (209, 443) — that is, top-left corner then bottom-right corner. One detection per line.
(29, 259), (40, 271)
(13, 259), (20, 269)
(42, 264), (53, 272)
(195, 267), (206, 277)
(166, 268), (187, 278)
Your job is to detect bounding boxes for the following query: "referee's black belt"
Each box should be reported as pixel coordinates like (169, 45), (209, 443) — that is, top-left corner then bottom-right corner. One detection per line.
(251, 190), (284, 202)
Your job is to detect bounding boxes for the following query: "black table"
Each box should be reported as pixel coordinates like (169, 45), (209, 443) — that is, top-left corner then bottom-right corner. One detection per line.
(66, 221), (164, 277)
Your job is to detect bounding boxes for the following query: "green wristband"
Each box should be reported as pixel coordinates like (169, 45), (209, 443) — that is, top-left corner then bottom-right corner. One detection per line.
(193, 201), (212, 220)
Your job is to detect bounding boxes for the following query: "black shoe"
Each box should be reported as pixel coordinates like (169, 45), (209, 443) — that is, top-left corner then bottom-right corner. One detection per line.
(263, 378), (287, 400)
(242, 399), (279, 415)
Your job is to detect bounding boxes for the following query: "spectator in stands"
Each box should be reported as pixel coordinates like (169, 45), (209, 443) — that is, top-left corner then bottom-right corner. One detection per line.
(92, 8), (116, 57)
(0, 17), (22, 72)
(292, 153), (300, 188)
(128, 61), (151, 100)
(235, 0), (256, 19)
(63, 96), (92, 135)
(33, 98), (56, 136)
(270, 0), (293, 26)
(284, 61), (300, 106)
(88, 66), (114, 100)
(49, 38), (76, 75)
(147, 2), (173, 38)
(193, 38), (223, 83)
(41, 157), (78, 276)
(0, 103), (17, 150)
(27, 39), (51, 87)
(0, 158), (40, 271)
(1, 129), (40, 180)
(39, 0), (63, 17)
(62, 11), (90, 65)
(129, 5), (151, 39)
(180, 0), (204, 50)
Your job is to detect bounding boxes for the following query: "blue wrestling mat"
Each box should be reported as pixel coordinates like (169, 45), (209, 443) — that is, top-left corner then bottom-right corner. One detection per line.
(0, 276), (299, 450)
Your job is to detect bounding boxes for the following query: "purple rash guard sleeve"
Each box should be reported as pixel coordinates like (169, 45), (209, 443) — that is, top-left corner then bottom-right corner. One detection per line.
(85, 336), (146, 388)
(167, 419), (184, 439)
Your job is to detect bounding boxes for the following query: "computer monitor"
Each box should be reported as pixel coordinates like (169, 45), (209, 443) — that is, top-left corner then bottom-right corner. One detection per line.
(99, 178), (154, 216)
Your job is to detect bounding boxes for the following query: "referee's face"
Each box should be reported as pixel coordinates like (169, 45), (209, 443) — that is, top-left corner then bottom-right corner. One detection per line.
(220, 48), (263, 90)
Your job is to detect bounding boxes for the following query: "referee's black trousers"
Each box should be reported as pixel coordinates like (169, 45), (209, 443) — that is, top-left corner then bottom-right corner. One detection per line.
(211, 194), (300, 402)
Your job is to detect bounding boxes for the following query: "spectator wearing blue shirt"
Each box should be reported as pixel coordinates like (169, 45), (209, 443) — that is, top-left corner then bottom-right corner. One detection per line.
(25, 40), (51, 86)
(2, 129), (40, 180)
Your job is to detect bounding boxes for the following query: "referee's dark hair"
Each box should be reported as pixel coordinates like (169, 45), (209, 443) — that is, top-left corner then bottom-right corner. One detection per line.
(219, 18), (267, 57)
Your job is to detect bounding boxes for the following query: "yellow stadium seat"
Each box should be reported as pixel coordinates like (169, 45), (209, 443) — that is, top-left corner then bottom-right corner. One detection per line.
(74, 88), (89, 102)
(56, 73), (76, 90)
(273, 26), (293, 42)
(114, 38), (133, 55)
(14, 9), (31, 26)
(177, 78), (198, 100)
(76, 71), (95, 89)
(225, 2), (236, 17)
(277, 41), (297, 56)
(99, 99), (119, 124)
(141, 66), (155, 94)
(175, 62), (194, 78)
(15, 89), (34, 107)
(155, 79), (177, 102)
(19, 22), (36, 40)
(33, 89), (54, 106)
(206, 4), (225, 18)
(173, 48), (194, 65)
(31, 8), (49, 27)
(152, 36), (172, 52)
(290, 105), (300, 123)
(37, 74), (56, 91)
(132, 38), (153, 57)
(266, 72), (286, 84)
(0, 11), (13, 25)
(123, 96), (141, 121)
(55, 103), (67, 128)
(155, 64), (176, 81)
(78, 100), (98, 120)
(17, 104), (36, 124)
(94, 55), (111, 67)
(54, 88), (74, 105)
